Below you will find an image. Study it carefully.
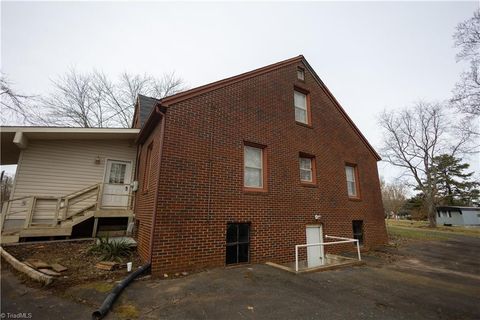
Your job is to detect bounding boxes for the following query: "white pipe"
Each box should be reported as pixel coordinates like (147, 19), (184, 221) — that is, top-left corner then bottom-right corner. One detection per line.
(294, 236), (362, 272)
(295, 245), (299, 272)
(356, 240), (361, 261)
(325, 235), (354, 241)
(296, 239), (355, 248)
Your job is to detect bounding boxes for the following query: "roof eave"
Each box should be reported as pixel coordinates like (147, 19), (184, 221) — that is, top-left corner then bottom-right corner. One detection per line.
(136, 104), (165, 145)
(160, 55), (305, 106)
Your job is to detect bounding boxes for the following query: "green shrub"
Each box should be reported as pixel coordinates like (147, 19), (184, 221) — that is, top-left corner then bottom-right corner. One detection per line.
(88, 236), (133, 262)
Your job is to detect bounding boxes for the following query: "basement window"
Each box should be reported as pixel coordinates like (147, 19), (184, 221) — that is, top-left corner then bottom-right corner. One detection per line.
(226, 223), (250, 265)
(352, 220), (364, 245)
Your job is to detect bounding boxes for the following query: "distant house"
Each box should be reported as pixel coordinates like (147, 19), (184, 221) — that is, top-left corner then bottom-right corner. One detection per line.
(436, 206), (480, 226)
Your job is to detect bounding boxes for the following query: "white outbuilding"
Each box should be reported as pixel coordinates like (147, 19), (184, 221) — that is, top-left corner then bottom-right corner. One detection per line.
(436, 206), (480, 226)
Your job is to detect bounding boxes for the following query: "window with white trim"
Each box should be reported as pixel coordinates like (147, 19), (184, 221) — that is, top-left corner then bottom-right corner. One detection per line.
(345, 165), (358, 197)
(294, 91), (308, 124)
(244, 145), (263, 188)
(299, 157), (313, 182)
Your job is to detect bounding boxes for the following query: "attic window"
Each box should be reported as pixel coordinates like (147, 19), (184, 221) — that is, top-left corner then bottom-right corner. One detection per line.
(297, 68), (305, 81)
(294, 89), (311, 125)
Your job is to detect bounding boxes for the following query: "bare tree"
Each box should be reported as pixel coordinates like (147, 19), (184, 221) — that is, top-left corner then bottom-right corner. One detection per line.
(0, 74), (35, 125)
(379, 102), (472, 227)
(39, 68), (110, 127)
(152, 72), (185, 98)
(94, 71), (185, 128)
(451, 9), (480, 118)
(37, 69), (186, 128)
(380, 178), (408, 219)
(454, 9), (480, 62)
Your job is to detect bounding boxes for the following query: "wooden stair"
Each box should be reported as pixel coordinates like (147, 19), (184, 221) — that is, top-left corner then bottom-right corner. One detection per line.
(1, 210), (96, 244)
(1, 183), (134, 244)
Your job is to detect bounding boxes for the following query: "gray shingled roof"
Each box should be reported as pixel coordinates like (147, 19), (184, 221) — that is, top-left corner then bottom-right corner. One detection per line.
(138, 94), (160, 127)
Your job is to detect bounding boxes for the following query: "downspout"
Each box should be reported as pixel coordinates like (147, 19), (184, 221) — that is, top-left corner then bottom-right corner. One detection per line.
(148, 106), (166, 263)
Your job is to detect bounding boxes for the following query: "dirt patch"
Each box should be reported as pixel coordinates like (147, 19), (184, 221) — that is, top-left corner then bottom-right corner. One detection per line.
(362, 245), (404, 265)
(1, 240), (143, 293)
(113, 302), (140, 318)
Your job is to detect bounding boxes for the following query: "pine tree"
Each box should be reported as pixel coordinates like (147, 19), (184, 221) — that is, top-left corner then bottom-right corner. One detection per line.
(432, 154), (479, 206)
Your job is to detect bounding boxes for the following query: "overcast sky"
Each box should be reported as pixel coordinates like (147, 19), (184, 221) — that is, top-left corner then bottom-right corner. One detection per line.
(1, 1), (479, 181)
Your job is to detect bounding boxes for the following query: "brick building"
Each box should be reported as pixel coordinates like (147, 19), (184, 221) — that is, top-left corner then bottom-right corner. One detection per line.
(133, 55), (388, 275)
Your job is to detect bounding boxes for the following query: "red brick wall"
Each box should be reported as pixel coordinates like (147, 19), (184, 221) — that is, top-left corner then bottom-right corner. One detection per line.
(133, 121), (164, 263)
(138, 62), (388, 274)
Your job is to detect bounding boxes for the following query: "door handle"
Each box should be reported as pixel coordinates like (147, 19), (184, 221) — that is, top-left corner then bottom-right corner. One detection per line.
(125, 186), (129, 191)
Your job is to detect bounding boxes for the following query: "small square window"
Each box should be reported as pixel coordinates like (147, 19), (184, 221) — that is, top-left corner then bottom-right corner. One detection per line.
(297, 68), (305, 81)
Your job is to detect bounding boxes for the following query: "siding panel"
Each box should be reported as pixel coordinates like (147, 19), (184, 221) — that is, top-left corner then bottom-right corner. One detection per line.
(10, 139), (136, 219)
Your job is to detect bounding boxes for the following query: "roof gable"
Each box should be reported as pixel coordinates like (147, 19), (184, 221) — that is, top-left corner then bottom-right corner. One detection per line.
(133, 94), (160, 129)
(160, 55), (304, 107)
(144, 56), (381, 160)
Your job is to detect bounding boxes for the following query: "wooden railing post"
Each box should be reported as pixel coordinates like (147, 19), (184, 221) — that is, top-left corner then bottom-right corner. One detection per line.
(97, 183), (103, 210)
(24, 196), (36, 228)
(52, 198), (62, 226)
(63, 198), (69, 220)
(0, 201), (11, 232)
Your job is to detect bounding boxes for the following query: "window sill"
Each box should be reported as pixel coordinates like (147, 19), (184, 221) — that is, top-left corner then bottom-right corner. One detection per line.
(243, 187), (268, 194)
(225, 262), (251, 268)
(295, 121), (313, 129)
(300, 182), (317, 188)
(348, 197), (362, 202)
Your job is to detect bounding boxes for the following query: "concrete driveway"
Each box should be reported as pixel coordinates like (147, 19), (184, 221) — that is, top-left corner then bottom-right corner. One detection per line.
(2, 235), (480, 320)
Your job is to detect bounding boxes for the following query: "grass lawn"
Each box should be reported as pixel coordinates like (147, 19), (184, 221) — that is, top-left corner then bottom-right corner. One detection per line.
(386, 219), (480, 240)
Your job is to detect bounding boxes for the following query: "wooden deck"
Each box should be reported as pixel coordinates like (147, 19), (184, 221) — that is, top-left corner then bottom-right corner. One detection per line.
(1, 183), (134, 244)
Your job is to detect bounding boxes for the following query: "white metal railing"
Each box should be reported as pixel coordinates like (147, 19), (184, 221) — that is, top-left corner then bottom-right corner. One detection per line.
(294, 235), (361, 272)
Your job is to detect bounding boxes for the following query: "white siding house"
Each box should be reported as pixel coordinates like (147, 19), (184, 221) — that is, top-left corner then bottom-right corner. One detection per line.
(1, 127), (139, 243)
(436, 206), (480, 226)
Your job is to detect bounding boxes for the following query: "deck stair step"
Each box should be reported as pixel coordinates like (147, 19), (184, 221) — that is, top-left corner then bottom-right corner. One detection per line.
(1, 183), (133, 244)
(0, 234), (20, 244)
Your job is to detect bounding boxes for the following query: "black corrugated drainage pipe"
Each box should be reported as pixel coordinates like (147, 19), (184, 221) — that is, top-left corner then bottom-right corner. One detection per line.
(91, 263), (151, 320)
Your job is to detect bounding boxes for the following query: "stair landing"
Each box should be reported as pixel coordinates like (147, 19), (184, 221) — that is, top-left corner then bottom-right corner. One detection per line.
(1, 209), (133, 244)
